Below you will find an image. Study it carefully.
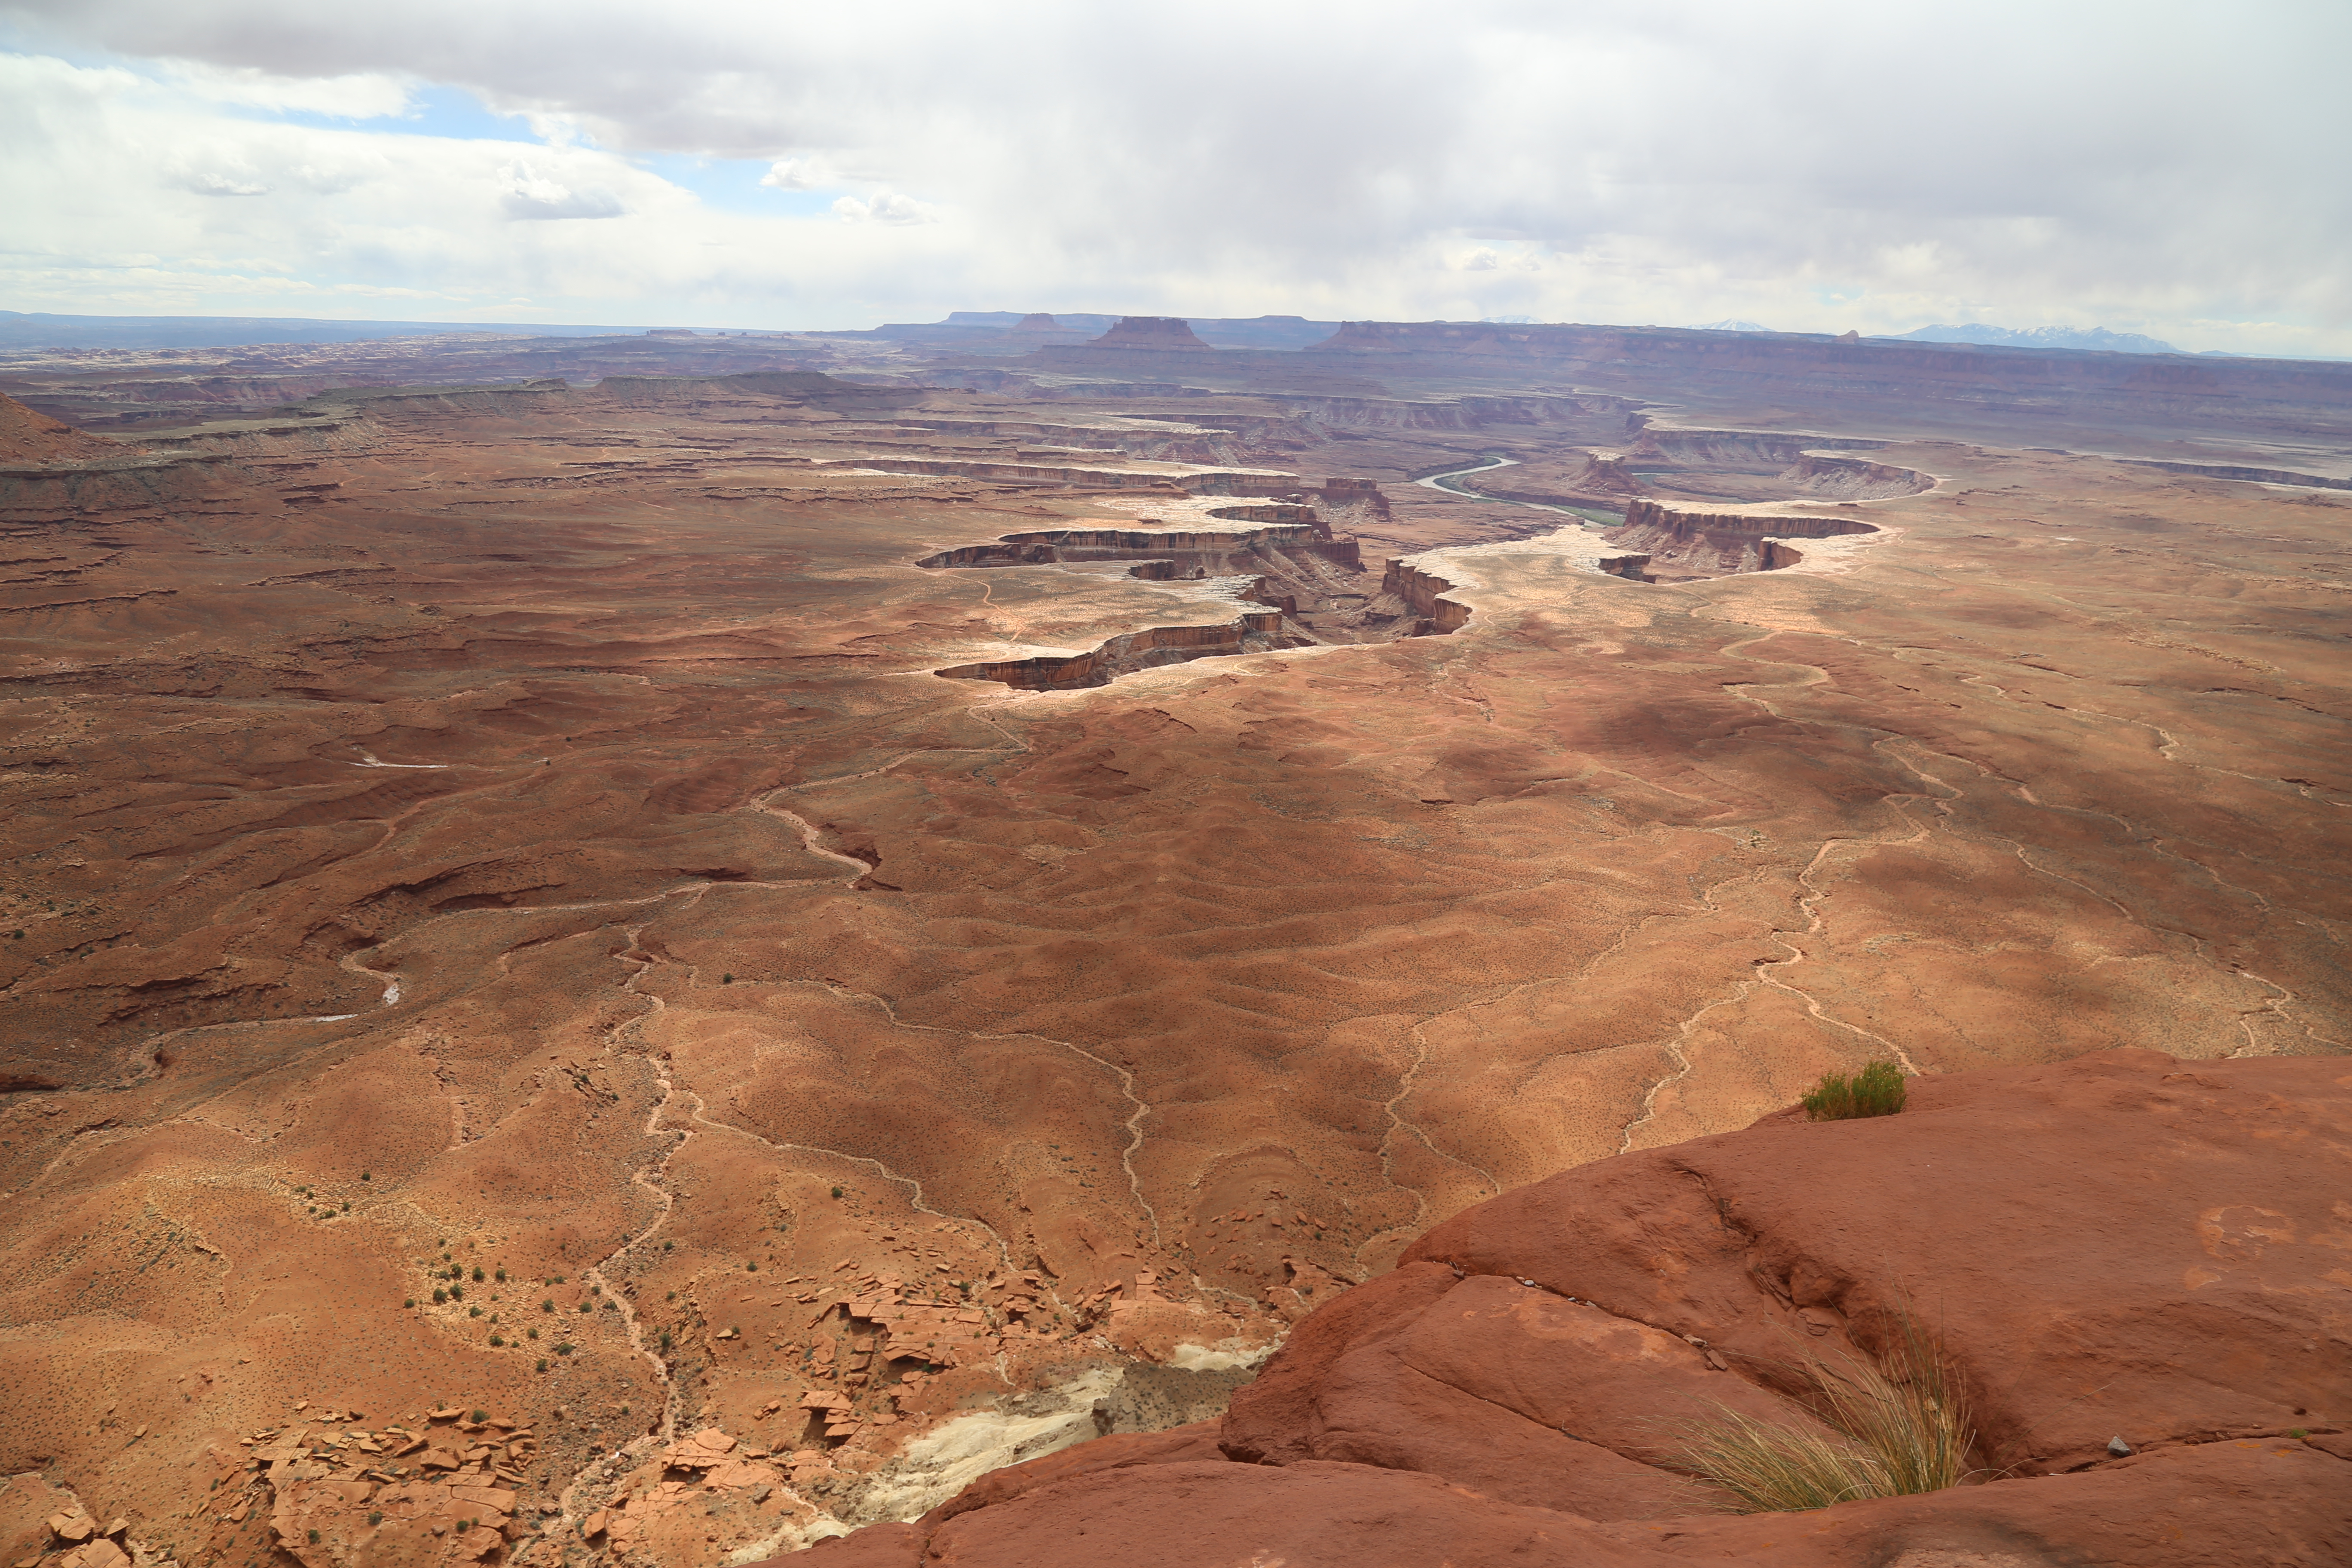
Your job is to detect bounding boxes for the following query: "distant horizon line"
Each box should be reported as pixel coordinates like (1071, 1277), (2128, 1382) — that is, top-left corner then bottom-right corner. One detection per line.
(3, 308), (2343, 364)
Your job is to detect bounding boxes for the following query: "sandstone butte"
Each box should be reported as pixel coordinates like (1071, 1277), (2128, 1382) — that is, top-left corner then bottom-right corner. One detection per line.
(0, 317), (2347, 1568)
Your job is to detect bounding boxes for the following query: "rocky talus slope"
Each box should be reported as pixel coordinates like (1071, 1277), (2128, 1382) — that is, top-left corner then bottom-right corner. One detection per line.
(795, 1050), (2349, 1567)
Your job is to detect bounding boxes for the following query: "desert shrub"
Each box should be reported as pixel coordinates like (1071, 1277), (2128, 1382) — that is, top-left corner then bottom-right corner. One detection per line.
(555, 1342), (574, 1356)
(1803, 1061), (1907, 1121)
(662, 1240), (672, 1251)
(1675, 1317), (1971, 1511)
(472, 1409), (487, 1421)
(367, 1513), (382, 1527)
(472, 1267), (484, 1282)
(469, 1306), (482, 1318)
(432, 1288), (447, 1304)
(536, 1358), (548, 1372)
(490, 1335), (504, 1347)
(542, 1300), (554, 1313)
(307, 1531), (320, 1544)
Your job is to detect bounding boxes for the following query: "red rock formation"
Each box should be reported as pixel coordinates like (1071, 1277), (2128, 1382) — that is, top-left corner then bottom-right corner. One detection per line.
(795, 1050), (2352, 1567)
(0, 390), (124, 462)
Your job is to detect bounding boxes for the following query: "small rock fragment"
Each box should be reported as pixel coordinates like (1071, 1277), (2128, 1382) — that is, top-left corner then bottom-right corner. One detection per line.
(2107, 1435), (2132, 1457)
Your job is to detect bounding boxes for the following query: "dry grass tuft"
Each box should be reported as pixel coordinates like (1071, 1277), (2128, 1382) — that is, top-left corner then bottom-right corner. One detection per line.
(1676, 1318), (1973, 1512)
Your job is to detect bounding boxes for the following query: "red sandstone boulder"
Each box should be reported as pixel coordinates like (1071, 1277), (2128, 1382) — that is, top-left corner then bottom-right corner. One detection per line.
(794, 1050), (2350, 1566)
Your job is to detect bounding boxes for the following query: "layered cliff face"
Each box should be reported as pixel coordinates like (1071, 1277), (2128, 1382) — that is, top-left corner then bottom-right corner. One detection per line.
(934, 611), (1308, 691)
(1605, 498), (1881, 580)
(796, 1050), (2352, 1568)
(1373, 559), (1470, 633)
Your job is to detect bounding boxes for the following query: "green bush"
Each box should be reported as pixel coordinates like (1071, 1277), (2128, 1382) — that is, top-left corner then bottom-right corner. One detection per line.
(1803, 1061), (1907, 1121)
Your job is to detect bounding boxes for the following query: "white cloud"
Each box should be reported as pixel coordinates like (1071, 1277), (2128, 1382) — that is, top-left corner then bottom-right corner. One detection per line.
(182, 170), (272, 196)
(832, 190), (935, 225)
(499, 159), (625, 220)
(0, 2), (2345, 350)
(160, 58), (412, 118)
(760, 156), (833, 191)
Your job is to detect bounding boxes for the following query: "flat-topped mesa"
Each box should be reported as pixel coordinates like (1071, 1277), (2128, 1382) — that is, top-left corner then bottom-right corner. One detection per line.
(1012, 313), (1063, 332)
(1619, 498), (1880, 541)
(1087, 317), (1214, 351)
(1606, 497), (1880, 580)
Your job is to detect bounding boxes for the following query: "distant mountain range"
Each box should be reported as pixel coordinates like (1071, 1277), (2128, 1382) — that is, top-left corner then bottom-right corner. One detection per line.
(1686, 318), (2238, 357)
(1884, 323), (2184, 354)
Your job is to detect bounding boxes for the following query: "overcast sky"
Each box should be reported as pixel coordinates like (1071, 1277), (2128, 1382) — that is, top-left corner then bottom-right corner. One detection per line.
(2, 1), (2346, 354)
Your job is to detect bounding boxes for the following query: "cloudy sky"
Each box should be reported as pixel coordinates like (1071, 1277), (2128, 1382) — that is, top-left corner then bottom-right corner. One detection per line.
(3, 0), (2346, 354)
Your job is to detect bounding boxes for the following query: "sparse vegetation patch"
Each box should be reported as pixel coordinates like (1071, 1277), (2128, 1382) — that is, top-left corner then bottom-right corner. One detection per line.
(1803, 1061), (1907, 1121)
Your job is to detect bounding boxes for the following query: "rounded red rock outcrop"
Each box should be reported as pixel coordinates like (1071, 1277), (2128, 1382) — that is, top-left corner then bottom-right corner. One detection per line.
(789, 1050), (2351, 1567)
